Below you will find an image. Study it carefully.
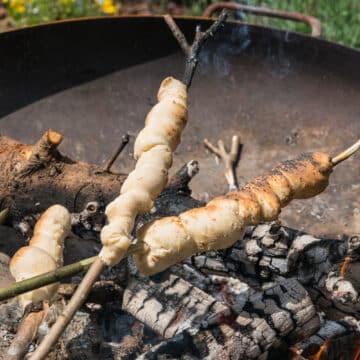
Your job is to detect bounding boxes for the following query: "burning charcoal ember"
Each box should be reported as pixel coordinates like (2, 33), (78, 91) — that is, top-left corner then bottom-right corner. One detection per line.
(138, 324), (243, 360)
(203, 221), (360, 321)
(124, 252), (319, 358)
(295, 317), (360, 360)
(122, 272), (231, 338)
(137, 275), (318, 359)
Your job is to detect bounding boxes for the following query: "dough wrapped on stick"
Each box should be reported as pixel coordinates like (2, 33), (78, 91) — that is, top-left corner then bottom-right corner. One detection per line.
(134, 151), (340, 275)
(10, 205), (71, 308)
(99, 77), (188, 266)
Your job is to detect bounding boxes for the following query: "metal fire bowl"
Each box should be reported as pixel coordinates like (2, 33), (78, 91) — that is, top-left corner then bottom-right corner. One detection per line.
(0, 17), (359, 236)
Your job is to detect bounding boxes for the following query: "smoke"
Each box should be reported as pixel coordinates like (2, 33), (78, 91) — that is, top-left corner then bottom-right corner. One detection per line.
(199, 22), (251, 77)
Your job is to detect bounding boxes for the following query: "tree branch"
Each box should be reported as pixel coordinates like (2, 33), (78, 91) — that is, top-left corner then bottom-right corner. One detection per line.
(164, 10), (228, 88)
(204, 135), (242, 191)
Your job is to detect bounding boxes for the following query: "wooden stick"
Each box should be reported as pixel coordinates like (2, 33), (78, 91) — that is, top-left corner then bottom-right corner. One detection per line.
(101, 133), (130, 172)
(29, 258), (105, 360)
(332, 139), (360, 166)
(0, 256), (96, 302)
(0, 242), (144, 302)
(27, 240), (143, 360)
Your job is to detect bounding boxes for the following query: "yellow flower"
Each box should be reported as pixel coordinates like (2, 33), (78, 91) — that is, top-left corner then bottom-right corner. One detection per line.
(61, 0), (75, 5)
(99, 0), (117, 15)
(9, 0), (26, 14)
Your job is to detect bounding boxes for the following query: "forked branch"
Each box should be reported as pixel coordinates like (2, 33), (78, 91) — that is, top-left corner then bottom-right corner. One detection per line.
(204, 135), (242, 191)
(164, 10), (228, 87)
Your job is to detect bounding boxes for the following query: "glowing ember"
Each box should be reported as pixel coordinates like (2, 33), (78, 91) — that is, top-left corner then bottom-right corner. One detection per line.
(311, 340), (330, 360)
(290, 345), (301, 360)
(353, 337), (360, 360)
(340, 256), (352, 277)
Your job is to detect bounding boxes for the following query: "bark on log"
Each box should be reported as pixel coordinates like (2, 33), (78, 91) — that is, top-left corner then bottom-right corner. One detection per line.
(0, 132), (126, 223)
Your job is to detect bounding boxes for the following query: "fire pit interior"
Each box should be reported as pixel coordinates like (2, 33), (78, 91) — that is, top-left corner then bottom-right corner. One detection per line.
(0, 16), (359, 360)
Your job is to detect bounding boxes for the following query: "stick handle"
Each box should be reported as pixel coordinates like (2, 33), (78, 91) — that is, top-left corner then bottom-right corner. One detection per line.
(29, 257), (105, 360)
(0, 256), (96, 302)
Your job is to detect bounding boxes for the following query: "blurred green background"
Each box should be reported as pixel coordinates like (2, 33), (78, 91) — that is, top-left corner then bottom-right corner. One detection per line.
(1, 0), (359, 48)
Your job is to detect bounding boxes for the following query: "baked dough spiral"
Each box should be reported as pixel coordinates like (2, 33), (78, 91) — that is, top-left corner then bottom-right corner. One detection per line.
(100, 77), (188, 266)
(10, 205), (71, 307)
(134, 152), (333, 275)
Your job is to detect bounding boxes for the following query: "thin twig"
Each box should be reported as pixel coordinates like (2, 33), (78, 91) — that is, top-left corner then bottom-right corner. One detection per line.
(163, 14), (190, 55)
(102, 133), (130, 172)
(164, 10), (228, 88)
(332, 139), (360, 166)
(204, 135), (242, 191)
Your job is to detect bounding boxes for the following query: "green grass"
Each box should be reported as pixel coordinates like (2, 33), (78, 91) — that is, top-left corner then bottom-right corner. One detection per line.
(2, 0), (360, 48)
(186, 0), (360, 48)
